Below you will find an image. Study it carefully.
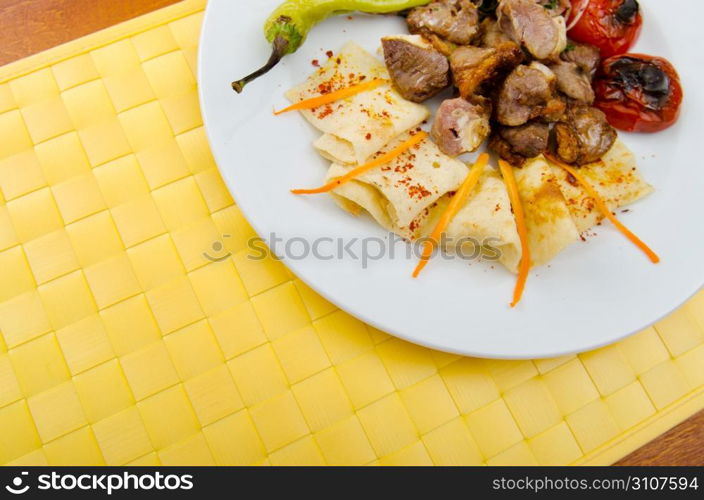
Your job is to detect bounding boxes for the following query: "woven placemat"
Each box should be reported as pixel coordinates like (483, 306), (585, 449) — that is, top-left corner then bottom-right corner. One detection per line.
(0, 0), (702, 466)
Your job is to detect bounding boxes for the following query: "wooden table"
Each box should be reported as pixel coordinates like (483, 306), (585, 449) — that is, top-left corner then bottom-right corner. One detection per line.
(0, 0), (701, 466)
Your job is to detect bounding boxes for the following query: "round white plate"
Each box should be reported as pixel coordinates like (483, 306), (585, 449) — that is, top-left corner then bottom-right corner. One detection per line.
(199, 0), (704, 358)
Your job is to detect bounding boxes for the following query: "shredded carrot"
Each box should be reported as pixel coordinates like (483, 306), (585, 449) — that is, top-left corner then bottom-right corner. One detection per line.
(498, 159), (531, 308)
(413, 154), (490, 278)
(274, 78), (388, 115)
(545, 154), (660, 264)
(291, 131), (428, 195)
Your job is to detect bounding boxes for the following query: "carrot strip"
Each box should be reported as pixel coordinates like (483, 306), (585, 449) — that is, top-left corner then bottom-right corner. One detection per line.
(274, 78), (388, 115)
(412, 154), (490, 278)
(545, 154), (660, 264)
(291, 131), (428, 195)
(498, 159), (531, 308)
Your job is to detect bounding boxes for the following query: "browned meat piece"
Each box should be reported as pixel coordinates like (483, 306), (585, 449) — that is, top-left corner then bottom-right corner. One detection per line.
(497, 0), (567, 60)
(562, 43), (600, 75)
(426, 34), (457, 57)
(490, 121), (550, 166)
(407, 0), (480, 45)
(550, 61), (594, 103)
(381, 35), (450, 102)
(479, 19), (513, 49)
(549, 43), (600, 104)
(450, 43), (523, 99)
(489, 134), (526, 166)
(553, 106), (617, 165)
(431, 97), (491, 156)
(496, 62), (565, 126)
(501, 122), (550, 157)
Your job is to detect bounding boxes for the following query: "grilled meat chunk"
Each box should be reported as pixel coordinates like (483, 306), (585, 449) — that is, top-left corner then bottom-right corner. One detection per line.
(381, 35), (450, 102)
(553, 106), (617, 165)
(550, 61), (595, 103)
(562, 43), (600, 75)
(450, 43), (523, 99)
(549, 43), (600, 104)
(479, 18), (513, 49)
(407, 0), (480, 45)
(490, 121), (550, 166)
(497, 0), (567, 60)
(496, 62), (565, 126)
(432, 97), (491, 156)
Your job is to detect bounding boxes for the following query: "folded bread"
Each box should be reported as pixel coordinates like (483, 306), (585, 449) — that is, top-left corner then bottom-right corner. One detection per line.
(286, 41), (429, 165)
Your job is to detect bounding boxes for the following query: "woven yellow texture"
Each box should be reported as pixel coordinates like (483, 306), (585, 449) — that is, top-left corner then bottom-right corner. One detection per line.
(0, 0), (703, 466)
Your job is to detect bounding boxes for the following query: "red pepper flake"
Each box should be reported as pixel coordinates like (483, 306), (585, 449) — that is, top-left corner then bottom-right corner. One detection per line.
(566, 172), (578, 187)
(311, 59), (320, 67)
(394, 161), (415, 174)
(336, 57), (342, 65)
(347, 15), (354, 20)
(359, 75), (367, 81)
(326, 50), (334, 58)
(317, 105), (334, 119)
(365, 133), (372, 140)
(407, 183), (432, 200)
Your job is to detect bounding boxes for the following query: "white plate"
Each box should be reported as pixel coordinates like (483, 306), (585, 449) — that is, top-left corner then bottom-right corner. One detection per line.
(199, 0), (704, 358)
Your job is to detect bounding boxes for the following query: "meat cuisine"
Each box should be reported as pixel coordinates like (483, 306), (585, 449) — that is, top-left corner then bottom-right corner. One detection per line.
(489, 121), (550, 166)
(497, 0), (567, 60)
(450, 43), (523, 98)
(387, 0), (620, 168)
(381, 35), (450, 102)
(495, 62), (565, 126)
(432, 97), (491, 155)
(407, 0), (480, 45)
(553, 105), (617, 165)
(263, 0), (680, 306)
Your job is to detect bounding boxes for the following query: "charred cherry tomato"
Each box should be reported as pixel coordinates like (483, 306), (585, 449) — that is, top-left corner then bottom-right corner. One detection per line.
(593, 54), (683, 133)
(567, 0), (643, 58)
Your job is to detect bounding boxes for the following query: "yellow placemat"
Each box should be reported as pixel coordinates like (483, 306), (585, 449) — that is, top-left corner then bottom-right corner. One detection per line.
(0, 0), (702, 466)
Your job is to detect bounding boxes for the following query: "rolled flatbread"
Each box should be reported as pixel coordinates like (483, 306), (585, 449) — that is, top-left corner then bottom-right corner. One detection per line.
(327, 131), (468, 235)
(547, 140), (653, 233)
(286, 41), (429, 165)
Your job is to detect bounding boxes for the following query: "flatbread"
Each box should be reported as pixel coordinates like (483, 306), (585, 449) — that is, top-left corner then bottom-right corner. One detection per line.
(547, 140), (653, 233)
(438, 166), (522, 272)
(514, 156), (580, 270)
(327, 132), (468, 233)
(286, 41), (429, 165)
(314, 134), (356, 165)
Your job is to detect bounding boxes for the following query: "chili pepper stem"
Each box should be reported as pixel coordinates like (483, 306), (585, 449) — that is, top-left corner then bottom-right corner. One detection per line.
(232, 35), (289, 94)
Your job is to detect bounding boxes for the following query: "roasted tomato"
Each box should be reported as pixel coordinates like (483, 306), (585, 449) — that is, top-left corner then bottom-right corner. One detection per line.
(567, 0), (642, 58)
(593, 54), (683, 133)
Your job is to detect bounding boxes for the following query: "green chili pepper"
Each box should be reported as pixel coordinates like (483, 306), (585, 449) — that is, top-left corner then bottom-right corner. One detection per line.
(232, 0), (432, 93)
